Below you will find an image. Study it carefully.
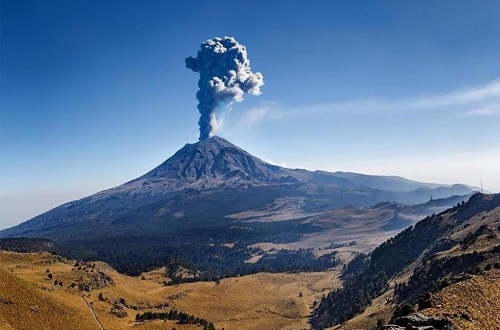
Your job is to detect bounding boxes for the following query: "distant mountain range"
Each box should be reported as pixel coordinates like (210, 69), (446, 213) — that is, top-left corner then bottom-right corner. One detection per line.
(0, 136), (477, 277)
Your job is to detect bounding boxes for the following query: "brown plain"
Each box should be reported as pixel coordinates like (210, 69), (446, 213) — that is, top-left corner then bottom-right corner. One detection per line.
(0, 251), (342, 330)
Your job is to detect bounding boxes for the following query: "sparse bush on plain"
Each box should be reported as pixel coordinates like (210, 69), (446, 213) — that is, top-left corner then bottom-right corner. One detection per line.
(135, 309), (215, 330)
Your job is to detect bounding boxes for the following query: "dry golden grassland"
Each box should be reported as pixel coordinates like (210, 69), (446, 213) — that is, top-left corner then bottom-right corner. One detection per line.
(424, 269), (500, 330)
(0, 251), (342, 330)
(0, 253), (99, 330)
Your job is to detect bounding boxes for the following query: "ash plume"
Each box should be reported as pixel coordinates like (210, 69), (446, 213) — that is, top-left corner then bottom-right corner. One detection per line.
(186, 36), (264, 140)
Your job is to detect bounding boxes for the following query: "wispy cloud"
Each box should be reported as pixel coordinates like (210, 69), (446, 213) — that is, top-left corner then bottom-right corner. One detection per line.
(460, 103), (500, 116)
(329, 79), (500, 114)
(236, 79), (500, 125)
(410, 79), (500, 109)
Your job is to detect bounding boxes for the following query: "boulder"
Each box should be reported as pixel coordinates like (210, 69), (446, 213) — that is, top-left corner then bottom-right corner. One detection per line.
(383, 313), (454, 330)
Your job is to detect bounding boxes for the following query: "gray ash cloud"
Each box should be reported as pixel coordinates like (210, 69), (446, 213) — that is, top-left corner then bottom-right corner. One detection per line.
(186, 37), (264, 140)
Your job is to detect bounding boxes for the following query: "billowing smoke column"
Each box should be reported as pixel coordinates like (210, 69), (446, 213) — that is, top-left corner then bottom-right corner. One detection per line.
(186, 36), (264, 140)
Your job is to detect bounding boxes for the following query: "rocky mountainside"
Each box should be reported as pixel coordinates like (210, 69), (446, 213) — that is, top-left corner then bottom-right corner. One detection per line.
(311, 193), (500, 329)
(141, 136), (299, 185)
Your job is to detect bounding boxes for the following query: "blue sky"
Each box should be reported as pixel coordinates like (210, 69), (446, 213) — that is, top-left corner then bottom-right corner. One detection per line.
(1, 0), (500, 229)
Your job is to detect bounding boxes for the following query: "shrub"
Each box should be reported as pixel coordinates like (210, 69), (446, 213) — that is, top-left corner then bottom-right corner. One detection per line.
(394, 303), (414, 317)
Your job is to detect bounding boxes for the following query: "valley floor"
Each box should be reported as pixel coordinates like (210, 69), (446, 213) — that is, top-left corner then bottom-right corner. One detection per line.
(0, 251), (342, 330)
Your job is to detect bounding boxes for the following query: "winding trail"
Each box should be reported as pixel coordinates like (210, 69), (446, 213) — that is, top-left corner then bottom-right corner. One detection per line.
(81, 296), (105, 330)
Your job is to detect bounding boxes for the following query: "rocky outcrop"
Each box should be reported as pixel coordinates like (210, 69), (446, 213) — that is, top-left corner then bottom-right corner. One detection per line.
(78, 272), (114, 292)
(0, 295), (14, 305)
(382, 313), (454, 330)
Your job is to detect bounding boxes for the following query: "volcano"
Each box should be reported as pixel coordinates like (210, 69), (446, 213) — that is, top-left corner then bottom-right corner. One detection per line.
(107, 136), (301, 196)
(0, 136), (474, 240)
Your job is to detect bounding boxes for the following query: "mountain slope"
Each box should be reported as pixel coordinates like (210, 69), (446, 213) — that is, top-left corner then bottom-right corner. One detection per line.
(141, 136), (299, 184)
(421, 269), (500, 330)
(0, 251), (219, 330)
(311, 193), (500, 329)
